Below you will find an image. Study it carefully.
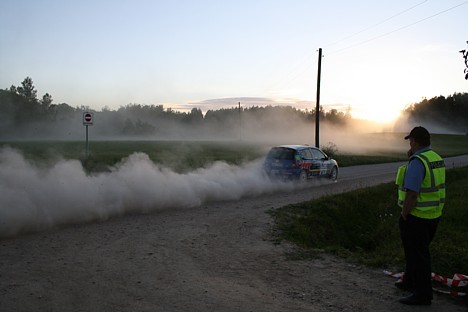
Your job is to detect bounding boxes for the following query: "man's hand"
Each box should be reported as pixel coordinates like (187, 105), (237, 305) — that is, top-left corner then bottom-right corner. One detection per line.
(402, 190), (418, 221)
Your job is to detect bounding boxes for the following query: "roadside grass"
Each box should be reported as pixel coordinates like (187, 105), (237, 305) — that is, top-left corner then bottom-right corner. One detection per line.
(332, 133), (468, 167)
(0, 140), (267, 173)
(361, 132), (468, 156)
(269, 166), (468, 278)
(333, 155), (406, 167)
(430, 133), (468, 157)
(1, 133), (468, 172)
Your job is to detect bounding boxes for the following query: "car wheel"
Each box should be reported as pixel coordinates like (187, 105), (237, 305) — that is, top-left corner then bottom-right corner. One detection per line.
(299, 170), (308, 182)
(329, 166), (338, 181)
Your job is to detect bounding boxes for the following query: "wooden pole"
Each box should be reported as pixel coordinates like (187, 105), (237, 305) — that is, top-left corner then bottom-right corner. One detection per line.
(315, 48), (322, 148)
(238, 102), (242, 141)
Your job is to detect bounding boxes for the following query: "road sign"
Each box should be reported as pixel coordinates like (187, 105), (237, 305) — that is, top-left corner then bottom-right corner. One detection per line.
(83, 112), (94, 126)
(83, 112), (94, 157)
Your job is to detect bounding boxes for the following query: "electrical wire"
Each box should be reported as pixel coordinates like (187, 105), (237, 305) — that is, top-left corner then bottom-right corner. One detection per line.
(265, 0), (467, 95)
(265, 0), (433, 94)
(324, 0), (428, 48)
(329, 0), (468, 55)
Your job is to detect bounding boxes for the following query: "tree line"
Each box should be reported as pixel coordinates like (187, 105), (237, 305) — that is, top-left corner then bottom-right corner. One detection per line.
(401, 93), (468, 134)
(0, 77), (351, 140)
(1, 77), (467, 139)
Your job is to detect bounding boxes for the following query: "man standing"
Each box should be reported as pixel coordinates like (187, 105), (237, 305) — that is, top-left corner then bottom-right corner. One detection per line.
(395, 126), (446, 305)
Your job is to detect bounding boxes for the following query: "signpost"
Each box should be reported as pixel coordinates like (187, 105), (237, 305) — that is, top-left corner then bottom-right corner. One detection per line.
(83, 112), (94, 157)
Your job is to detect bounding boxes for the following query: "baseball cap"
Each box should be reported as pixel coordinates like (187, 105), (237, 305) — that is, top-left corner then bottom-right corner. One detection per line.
(404, 126), (430, 141)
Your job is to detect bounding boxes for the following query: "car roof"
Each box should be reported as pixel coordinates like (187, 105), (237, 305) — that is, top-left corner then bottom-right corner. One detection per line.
(274, 145), (317, 150)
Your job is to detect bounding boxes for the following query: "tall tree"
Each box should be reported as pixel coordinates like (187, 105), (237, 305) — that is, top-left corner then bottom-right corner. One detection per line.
(16, 77), (37, 101)
(41, 93), (53, 108)
(187, 107), (203, 124)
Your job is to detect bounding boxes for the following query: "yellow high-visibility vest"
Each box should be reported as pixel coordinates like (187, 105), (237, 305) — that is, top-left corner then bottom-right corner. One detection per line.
(396, 150), (445, 219)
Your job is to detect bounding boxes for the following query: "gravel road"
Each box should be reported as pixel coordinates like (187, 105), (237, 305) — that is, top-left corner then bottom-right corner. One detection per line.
(1, 155), (468, 311)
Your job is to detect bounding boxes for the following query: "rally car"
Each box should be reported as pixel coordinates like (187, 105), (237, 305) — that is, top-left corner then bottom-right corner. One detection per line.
(263, 145), (338, 181)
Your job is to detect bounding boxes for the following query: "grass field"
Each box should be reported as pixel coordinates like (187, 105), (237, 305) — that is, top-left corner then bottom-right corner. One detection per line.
(0, 140), (267, 173)
(269, 166), (468, 280)
(331, 133), (468, 167)
(2, 133), (468, 172)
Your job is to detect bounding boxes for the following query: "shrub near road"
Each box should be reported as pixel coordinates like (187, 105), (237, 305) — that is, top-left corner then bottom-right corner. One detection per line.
(270, 166), (468, 279)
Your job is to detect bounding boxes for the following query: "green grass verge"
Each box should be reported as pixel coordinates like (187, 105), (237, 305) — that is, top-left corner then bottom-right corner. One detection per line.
(269, 166), (468, 277)
(365, 132), (468, 156)
(332, 133), (468, 166)
(1, 133), (468, 172)
(0, 140), (267, 173)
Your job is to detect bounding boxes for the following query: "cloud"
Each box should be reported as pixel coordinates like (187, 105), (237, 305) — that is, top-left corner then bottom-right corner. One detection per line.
(169, 97), (349, 113)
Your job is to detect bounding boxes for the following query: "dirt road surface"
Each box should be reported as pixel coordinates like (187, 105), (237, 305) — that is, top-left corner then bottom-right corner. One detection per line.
(2, 156), (468, 311)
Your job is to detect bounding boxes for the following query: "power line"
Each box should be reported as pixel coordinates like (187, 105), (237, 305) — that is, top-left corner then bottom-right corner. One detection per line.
(265, 1), (434, 95)
(330, 0), (468, 55)
(264, 1), (467, 96)
(325, 0), (428, 48)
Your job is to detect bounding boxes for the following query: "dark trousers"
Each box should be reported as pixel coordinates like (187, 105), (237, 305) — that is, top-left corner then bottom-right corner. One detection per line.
(399, 214), (440, 299)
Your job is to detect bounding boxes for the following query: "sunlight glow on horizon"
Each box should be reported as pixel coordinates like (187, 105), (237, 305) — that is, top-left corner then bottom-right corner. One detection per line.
(350, 105), (403, 123)
(163, 96), (404, 125)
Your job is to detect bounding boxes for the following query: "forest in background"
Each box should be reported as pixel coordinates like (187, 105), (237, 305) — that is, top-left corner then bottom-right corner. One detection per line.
(1, 77), (467, 140)
(398, 92), (468, 134)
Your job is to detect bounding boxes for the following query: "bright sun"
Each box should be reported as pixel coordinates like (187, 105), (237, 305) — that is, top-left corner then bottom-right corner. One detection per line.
(351, 104), (402, 124)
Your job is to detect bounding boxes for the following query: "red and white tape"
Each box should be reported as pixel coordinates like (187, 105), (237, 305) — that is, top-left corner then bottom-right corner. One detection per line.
(384, 270), (467, 297)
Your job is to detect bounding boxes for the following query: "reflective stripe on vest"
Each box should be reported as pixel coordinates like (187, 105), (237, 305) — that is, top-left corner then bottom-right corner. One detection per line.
(396, 150), (445, 219)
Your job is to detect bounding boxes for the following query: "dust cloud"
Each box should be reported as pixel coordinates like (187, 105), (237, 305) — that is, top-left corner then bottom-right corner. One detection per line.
(1, 105), (443, 238)
(0, 148), (297, 238)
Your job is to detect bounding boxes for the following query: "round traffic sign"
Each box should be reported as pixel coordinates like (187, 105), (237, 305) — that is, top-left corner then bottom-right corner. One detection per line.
(84, 113), (92, 122)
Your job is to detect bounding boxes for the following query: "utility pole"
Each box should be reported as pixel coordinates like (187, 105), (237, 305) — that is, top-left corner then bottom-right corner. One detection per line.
(238, 102), (242, 141)
(315, 48), (322, 148)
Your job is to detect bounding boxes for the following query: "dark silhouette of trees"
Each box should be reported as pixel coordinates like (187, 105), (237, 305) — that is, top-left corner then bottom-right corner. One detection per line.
(460, 41), (468, 80)
(403, 93), (468, 133)
(13, 76), (464, 140)
(186, 107), (203, 124)
(41, 93), (53, 108)
(16, 77), (37, 102)
(324, 109), (347, 125)
(0, 88), (41, 125)
(122, 118), (155, 136)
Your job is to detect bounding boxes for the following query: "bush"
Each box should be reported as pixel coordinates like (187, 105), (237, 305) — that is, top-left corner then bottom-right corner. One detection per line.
(321, 141), (338, 158)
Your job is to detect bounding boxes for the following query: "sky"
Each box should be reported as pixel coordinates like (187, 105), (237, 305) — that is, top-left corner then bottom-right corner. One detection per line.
(1, 0), (467, 123)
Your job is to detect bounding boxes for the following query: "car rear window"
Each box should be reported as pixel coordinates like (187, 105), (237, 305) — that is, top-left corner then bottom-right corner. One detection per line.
(267, 147), (295, 160)
(311, 148), (326, 160)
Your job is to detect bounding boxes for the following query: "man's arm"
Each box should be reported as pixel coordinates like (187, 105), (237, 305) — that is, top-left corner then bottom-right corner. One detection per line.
(402, 190), (418, 221)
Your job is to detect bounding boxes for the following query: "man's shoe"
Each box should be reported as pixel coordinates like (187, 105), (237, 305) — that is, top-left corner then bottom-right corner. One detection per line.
(394, 281), (413, 292)
(399, 294), (431, 305)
